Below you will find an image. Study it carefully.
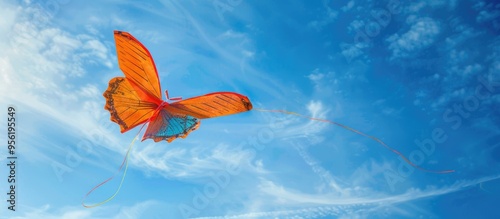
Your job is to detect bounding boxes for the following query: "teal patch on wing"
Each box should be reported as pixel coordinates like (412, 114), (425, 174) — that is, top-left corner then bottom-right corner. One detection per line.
(143, 109), (200, 142)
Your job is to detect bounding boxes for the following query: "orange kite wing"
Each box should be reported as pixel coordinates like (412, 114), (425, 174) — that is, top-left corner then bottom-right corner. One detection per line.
(167, 92), (253, 119)
(103, 77), (158, 133)
(114, 30), (162, 104)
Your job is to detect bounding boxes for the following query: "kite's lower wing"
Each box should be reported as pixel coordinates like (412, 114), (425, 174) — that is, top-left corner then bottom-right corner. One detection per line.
(103, 77), (159, 133)
(143, 109), (200, 142)
(167, 92), (253, 119)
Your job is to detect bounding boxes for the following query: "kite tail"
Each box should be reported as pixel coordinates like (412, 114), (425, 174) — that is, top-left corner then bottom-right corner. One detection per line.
(82, 104), (166, 208)
(253, 108), (455, 174)
(81, 125), (144, 208)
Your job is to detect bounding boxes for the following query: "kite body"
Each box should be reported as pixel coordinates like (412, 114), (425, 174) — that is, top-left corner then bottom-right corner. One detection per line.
(104, 30), (252, 142)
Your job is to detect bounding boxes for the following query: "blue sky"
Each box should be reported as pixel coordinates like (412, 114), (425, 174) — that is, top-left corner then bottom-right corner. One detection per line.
(1, 0), (500, 218)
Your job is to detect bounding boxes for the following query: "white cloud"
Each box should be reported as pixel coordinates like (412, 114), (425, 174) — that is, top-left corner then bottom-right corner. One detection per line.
(307, 68), (341, 96)
(308, 3), (338, 31)
(0, 1), (125, 181)
(307, 71), (324, 82)
(11, 200), (171, 219)
(293, 143), (345, 195)
(0, 4), (19, 47)
(131, 142), (259, 179)
(82, 39), (113, 68)
(219, 29), (245, 39)
(408, 2), (426, 12)
(473, 1), (500, 23)
(273, 100), (330, 144)
(407, 0), (452, 12)
(463, 63), (483, 75)
(193, 175), (500, 219)
(477, 9), (500, 23)
(3, 8), (113, 97)
(347, 19), (365, 33)
(445, 25), (481, 50)
(341, 0), (355, 12)
(387, 17), (440, 59)
(340, 42), (367, 62)
(307, 100), (326, 119)
(78, 84), (101, 98)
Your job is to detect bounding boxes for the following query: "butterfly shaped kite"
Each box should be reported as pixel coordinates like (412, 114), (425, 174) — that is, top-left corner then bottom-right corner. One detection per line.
(104, 30), (253, 143)
(83, 30), (253, 208)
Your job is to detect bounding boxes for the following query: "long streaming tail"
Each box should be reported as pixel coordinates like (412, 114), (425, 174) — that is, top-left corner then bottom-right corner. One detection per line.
(83, 104), (169, 207)
(81, 131), (139, 208)
(253, 108), (455, 174)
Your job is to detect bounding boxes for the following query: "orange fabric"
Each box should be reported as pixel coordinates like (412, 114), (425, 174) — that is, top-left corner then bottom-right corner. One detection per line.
(168, 92), (253, 119)
(113, 30), (162, 104)
(104, 30), (253, 142)
(103, 77), (158, 133)
(103, 30), (165, 133)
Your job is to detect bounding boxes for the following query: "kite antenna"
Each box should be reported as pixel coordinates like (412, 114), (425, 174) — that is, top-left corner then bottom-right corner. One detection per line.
(165, 90), (182, 101)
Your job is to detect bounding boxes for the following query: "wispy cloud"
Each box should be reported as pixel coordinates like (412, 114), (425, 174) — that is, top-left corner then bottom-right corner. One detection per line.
(0, 1), (120, 167)
(407, 0), (456, 12)
(193, 175), (500, 219)
(11, 200), (174, 219)
(341, 0), (355, 12)
(308, 1), (338, 31)
(131, 142), (260, 179)
(474, 1), (500, 25)
(387, 17), (440, 59)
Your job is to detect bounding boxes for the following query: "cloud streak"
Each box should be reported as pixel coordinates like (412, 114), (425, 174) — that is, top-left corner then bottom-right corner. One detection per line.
(193, 175), (500, 219)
